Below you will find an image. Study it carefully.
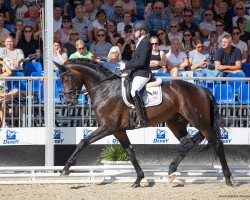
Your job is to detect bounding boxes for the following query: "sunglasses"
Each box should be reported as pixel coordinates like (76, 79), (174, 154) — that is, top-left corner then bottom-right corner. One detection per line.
(77, 47), (85, 50)
(125, 30), (132, 33)
(236, 7), (244, 10)
(233, 32), (240, 35)
(183, 33), (191, 36)
(170, 25), (177, 28)
(151, 43), (158, 46)
(62, 20), (71, 23)
(97, 34), (105, 37)
(70, 33), (79, 36)
(216, 24), (223, 27)
(154, 7), (162, 9)
(184, 14), (193, 17)
(196, 45), (204, 48)
(24, 29), (32, 33)
(157, 32), (164, 36)
(205, 13), (213, 16)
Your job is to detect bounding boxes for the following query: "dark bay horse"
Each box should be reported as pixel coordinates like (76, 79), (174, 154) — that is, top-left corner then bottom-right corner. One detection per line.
(54, 58), (232, 187)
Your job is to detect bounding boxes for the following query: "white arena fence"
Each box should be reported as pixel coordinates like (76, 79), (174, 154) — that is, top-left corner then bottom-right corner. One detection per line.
(0, 164), (249, 185)
(3, 75), (250, 128)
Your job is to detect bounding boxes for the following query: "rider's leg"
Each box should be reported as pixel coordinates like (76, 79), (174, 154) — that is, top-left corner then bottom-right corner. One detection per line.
(131, 76), (150, 128)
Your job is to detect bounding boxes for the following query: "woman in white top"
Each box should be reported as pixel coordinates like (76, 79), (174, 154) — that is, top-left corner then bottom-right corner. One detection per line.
(215, 19), (229, 46)
(117, 11), (133, 38)
(231, 26), (248, 63)
(157, 28), (171, 53)
(92, 9), (108, 39)
(232, 2), (250, 26)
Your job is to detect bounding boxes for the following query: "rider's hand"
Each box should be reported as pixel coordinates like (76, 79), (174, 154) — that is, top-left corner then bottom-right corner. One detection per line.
(119, 63), (126, 71)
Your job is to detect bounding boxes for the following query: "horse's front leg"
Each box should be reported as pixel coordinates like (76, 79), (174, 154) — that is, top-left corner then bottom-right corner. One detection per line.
(61, 126), (110, 176)
(115, 132), (144, 188)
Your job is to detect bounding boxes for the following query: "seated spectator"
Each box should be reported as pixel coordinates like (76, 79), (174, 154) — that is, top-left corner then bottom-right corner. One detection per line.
(145, 1), (169, 36)
(122, 0), (137, 16)
(166, 38), (189, 71)
(101, 0), (115, 19)
(163, 0), (175, 17)
(63, 0), (77, 18)
(104, 46), (123, 73)
(0, 35), (24, 71)
(157, 28), (171, 53)
(10, 0), (29, 22)
(54, 30), (62, 43)
(83, 0), (98, 24)
(55, 15), (73, 45)
(117, 24), (135, 62)
(215, 19), (230, 46)
(89, 29), (112, 60)
(69, 40), (93, 59)
(0, 1), (10, 23)
(23, 4), (40, 27)
(52, 41), (68, 70)
(214, 2), (232, 33)
(62, 28), (80, 57)
(10, 19), (24, 46)
(215, 34), (242, 75)
(117, 11), (133, 38)
(16, 25), (42, 61)
(150, 36), (178, 76)
(168, 21), (182, 43)
(92, 9), (108, 39)
(53, 3), (62, 33)
(170, 2), (185, 24)
(199, 9), (216, 40)
(109, 0), (123, 24)
(180, 29), (194, 55)
(232, 2), (250, 26)
(231, 26), (248, 63)
(0, 14), (9, 45)
(212, 0), (223, 15)
(33, 19), (43, 41)
(0, 59), (18, 128)
(191, 0), (204, 26)
(106, 19), (121, 46)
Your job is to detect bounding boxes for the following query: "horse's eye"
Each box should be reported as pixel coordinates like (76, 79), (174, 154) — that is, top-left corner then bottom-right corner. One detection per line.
(64, 79), (69, 83)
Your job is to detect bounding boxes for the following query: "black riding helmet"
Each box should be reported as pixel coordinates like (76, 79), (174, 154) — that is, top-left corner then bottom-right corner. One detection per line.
(133, 20), (150, 34)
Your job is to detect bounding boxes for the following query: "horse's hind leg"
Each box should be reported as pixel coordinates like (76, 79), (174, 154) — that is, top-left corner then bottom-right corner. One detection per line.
(114, 132), (144, 188)
(61, 126), (110, 175)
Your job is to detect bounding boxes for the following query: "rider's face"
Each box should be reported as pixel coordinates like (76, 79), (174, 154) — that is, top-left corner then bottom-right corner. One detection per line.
(134, 30), (141, 39)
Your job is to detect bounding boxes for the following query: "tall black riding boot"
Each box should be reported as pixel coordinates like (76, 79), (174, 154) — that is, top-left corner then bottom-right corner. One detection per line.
(132, 91), (147, 128)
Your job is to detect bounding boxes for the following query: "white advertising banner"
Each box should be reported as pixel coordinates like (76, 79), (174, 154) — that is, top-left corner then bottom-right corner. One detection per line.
(0, 127), (249, 145)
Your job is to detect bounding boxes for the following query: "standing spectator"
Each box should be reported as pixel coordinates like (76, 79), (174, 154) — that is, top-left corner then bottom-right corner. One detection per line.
(215, 34), (242, 75)
(92, 9), (108, 39)
(179, 8), (200, 39)
(83, 0), (98, 24)
(214, 2), (232, 33)
(166, 38), (189, 71)
(180, 29), (194, 54)
(232, 2), (250, 26)
(23, 5), (40, 27)
(0, 35), (25, 71)
(10, 19), (24, 46)
(71, 5), (93, 43)
(106, 20), (121, 46)
(117, 11), (133, 37)
(62, 28), (80, 57)
(145, 1), (169, 36)
(199, 9), (216, 40)
(157, 28), (171, 53)
(53, 3), (62, 33)
(104, 46), (123, 73)
(16, 25), (41, 61)
(0, 60), (18, 128)
(90, 29), (112, 60)
(109, 1), (124, 24)
(63, 0), (77, 18)
(101, 0), (115, 19)
(231, 26), (248, 63)
(216, 19), (230, 46)
(0, 14), (9, 45)
(191, 0), (205, 26)
(69, 40), (93, 59)
(117, 24), (135, 61)
(55, 15), (73, 45)
(0, 0), (10, 23)
(122, 0), (137, 16)
(168, 21), (183, 43)
(10, 0), (29, 22)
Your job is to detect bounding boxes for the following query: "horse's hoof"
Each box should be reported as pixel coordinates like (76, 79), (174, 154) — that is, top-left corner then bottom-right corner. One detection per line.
(168, 173), (176, 183)
(132, 183), (141, 188)
(60, 170), (70, 176)
(226, 180), (233, 187)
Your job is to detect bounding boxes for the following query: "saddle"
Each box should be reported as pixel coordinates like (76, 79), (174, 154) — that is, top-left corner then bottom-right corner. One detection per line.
(121, 72), (163, 108)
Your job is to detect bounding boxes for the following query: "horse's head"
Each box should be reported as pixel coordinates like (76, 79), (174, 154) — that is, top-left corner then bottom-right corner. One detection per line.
(54, 61), (81, 106)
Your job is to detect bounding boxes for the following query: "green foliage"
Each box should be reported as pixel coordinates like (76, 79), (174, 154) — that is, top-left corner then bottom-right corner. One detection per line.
(100, 144), (128, 161)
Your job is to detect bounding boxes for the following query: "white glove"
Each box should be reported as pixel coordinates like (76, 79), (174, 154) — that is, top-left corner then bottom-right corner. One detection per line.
(119, 63), (126, 71)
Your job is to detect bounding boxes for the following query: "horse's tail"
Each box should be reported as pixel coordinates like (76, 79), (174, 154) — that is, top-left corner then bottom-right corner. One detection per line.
(203, 88), (221, 140)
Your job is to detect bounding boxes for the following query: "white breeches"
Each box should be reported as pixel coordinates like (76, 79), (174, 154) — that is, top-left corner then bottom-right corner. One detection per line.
(131, 75), (151, 97)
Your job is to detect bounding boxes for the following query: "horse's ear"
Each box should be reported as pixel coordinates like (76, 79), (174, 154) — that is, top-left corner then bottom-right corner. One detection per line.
(53, 61), (68, 73)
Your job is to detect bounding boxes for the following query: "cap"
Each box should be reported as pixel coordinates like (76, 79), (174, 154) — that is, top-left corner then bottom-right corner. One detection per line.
(115, 1), (123, 7)
(124, 24), (133, 32)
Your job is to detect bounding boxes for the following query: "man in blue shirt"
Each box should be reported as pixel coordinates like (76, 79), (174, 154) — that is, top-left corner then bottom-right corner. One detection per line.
(215, 34), (243, 76)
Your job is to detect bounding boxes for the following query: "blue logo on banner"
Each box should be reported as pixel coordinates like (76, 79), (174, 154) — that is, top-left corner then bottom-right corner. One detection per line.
(153, 129), (169, 143)
(3, 130), (19, 144)
(83, 129), (92, 139)
(220, 128), (232, 144)
(54, 130), (64, 144)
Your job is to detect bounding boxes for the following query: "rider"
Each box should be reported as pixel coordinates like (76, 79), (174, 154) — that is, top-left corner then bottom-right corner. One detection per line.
(120, 20), (152, 128)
